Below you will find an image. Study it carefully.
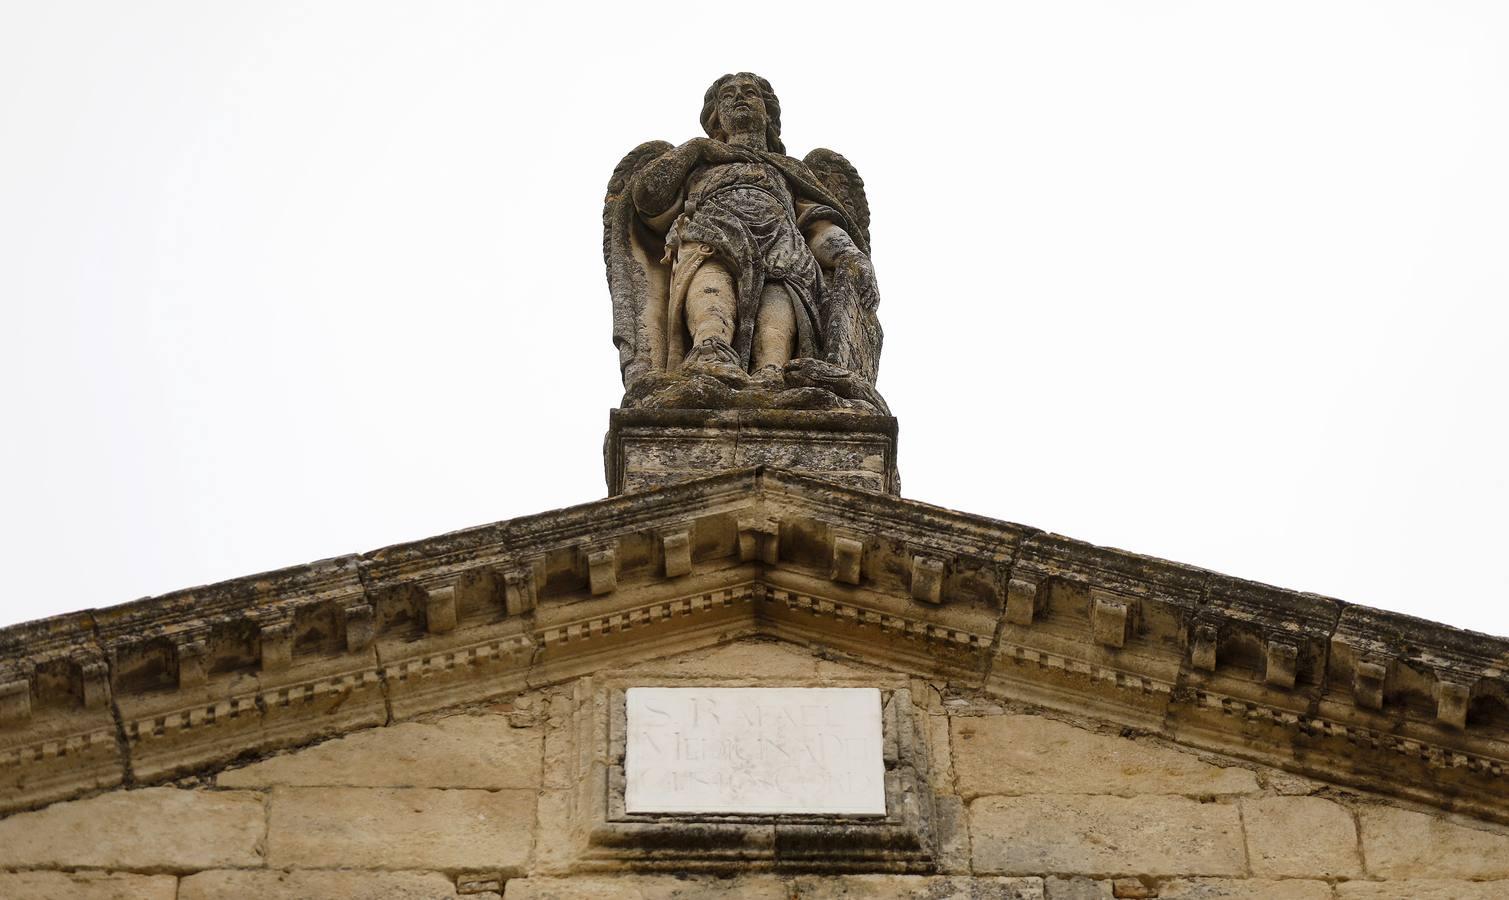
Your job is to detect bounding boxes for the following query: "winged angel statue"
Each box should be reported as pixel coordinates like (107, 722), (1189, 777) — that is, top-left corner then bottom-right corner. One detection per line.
(604, 73), (888, 414)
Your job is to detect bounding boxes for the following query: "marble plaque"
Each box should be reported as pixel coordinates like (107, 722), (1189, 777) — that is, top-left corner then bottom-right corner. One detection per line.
(623, 686), (887, 815)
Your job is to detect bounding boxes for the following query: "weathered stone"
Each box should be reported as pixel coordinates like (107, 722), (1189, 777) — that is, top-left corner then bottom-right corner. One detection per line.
(606, 74), (887, 417)
(1241, 796), (1361, 877)
(503, 876), (790, 898)
(970, 795), (1245, 876)
(606, 409), (899, 495)
(0, 786), (264, 871)
(1110, 880), (1155, 899)
(1335, 882), (1509, 899)
(180, 870), (467, 900)
(611, 638), (850, 680)
(0, 871), (177, 900)
(1359, 804), (1509, 879)
(1043, 879), (1112, 900)
(219, 714), (543, 789)
(266, 786), (534, 871)
(1157, 880), (1330, 899)
(796, 876), (1045, 898)
(951, 716), (1258, 797)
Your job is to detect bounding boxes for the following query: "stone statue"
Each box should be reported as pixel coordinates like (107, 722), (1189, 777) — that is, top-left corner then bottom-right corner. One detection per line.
(604, 73), (888, 415)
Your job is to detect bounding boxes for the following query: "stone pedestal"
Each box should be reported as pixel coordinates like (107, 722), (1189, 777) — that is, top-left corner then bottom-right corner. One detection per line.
(605, 408), (899, 496)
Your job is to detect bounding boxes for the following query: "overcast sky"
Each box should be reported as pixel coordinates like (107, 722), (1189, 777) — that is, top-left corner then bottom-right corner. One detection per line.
(2, 3), (1505, 636)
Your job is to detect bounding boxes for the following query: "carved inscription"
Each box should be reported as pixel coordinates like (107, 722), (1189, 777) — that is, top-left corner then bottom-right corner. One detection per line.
(624, 687), (886, 815)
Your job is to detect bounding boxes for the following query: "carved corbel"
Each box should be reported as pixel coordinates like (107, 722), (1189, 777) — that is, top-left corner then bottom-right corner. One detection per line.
(77, 658), (110, 709)
(1005, 574), (1043, 626)
(1434, 677), (1472, 729)
(585, 543), (618, 596)
(1190, 623), (1219, 671)
(829, 533), (865, 586)
(424, 583), (459, 634)
(343, 602), (375, 653)
(1090, 590), (1131, 649)
(660, 527), (693, 578)
(737, 516), (779, 564)
(175, 637), (209, 689)
(0, 669), (32, 725)
(259, 620), (295, 672)
(1353, 659), (1389, 710)
(1264, 640), (1299, 689)
(503, 561), (541, 616)
(910, 555), (946, 605)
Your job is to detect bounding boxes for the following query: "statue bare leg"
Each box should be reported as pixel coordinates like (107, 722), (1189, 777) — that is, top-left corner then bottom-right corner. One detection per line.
(752, 284), (796, 371)
(685, 262), (737, 352)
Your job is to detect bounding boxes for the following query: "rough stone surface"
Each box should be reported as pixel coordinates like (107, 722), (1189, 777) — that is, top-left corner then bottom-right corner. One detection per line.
(969, 795), (1245, 876)
(1359, 804), (1509, 879)
(1043, 877), (1112, 900)
(218, 714), (543, 789)
(1156, 880), (1331, 899)
(607, 409), (899, 495)
(0, 871), (177, 900)
(1241, 796), (1362, 877)
(1335, 882), (1509, 899)
(179, 870), (468, 900)
(502, 876), (790, 898)
(0, 786), (264, 871)
(796, 876), (1046, 898)
(605, 73), (887, 416)
(266, 786), (534, 872)
(951, 716), (1258, 798)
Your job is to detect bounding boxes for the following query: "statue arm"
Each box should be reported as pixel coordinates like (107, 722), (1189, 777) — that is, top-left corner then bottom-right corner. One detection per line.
(802, 212), (879, 313)
(632, 140), (704, 218)
(804, 219), (861, 267)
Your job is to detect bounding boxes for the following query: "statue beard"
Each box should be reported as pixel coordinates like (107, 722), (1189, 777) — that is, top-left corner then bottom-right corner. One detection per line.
(721, 108), (766, 145)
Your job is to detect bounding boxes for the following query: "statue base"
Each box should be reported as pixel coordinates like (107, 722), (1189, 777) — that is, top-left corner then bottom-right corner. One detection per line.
(605, 408), (899, 496)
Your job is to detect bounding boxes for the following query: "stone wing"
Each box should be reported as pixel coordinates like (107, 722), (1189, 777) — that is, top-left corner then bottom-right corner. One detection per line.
(802, 147), (871, 249)
(604, 140), (674, 387)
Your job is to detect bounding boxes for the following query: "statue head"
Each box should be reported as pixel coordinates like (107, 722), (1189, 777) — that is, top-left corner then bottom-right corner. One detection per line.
(700, 72), (785, 155)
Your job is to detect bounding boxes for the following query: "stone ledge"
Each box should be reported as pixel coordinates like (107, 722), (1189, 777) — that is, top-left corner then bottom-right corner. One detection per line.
(605, 408), (900, 495)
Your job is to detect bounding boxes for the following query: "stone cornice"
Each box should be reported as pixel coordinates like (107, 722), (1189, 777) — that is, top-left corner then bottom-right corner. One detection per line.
(3, 468), (1508, 825)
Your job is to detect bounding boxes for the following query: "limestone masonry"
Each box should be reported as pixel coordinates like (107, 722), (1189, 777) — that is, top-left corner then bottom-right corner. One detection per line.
(2, 72), (1505, 898)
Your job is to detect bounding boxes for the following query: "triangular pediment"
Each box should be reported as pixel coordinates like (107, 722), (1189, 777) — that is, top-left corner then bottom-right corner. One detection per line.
(3, 467), (1509, 830)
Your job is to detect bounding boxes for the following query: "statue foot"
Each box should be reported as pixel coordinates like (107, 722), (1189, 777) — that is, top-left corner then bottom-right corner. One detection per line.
(749, 364), (785, 390)
(783, 357), (891, 416)
(681, 338), (749, 388)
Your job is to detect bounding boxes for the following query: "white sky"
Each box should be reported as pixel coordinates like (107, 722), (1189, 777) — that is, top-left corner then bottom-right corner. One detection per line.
(1, 3), (1505, 635)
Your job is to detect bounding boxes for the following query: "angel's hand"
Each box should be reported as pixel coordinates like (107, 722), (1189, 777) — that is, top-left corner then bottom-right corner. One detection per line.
(833, 247), (880, 311)
(693, 138), (759, 165)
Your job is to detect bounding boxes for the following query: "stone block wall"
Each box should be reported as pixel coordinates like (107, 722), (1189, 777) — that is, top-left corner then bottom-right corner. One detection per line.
(1, 640), (1507, 899)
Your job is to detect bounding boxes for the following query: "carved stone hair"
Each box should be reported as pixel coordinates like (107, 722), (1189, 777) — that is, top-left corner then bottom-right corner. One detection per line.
(700, 72), (786, 155)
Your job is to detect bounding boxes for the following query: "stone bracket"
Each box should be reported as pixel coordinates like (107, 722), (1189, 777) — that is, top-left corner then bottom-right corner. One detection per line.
(1264, 640), (1299, 690)
(1004, 574), (1044, 626)
(910, 555), (946, 605)
(1435, 678), (1472, 729)
(585, 543), (619, 596)
(1354, 658), (1390, 710)
(424, 584), (459, 635)
(1005, 575), (1045, 626)
(174, 635), (210, 690)
(737, 516), (779, 565)
(830, 533), (865, 586)
(258, 620), (296, 672)
(343, 602), (375, 653)
(1191, 623), (1219, 671)
(504, 561), (542, 616)
(659, 528), (693, 578)
(0, 676), (31, 725)
(1090, 590), (1131, 649)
